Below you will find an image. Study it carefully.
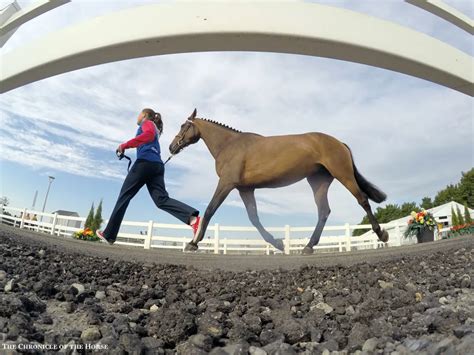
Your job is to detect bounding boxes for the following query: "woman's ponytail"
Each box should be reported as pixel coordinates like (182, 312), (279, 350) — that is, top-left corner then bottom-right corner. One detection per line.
(153, 112), (163, 134)
(142, 108), (163, 134)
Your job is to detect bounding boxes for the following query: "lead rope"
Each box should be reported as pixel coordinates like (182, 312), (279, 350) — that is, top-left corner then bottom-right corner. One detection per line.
(116, 150), (132, 172)
(163, 154), (174, 165)
(117, 151), (173, 172)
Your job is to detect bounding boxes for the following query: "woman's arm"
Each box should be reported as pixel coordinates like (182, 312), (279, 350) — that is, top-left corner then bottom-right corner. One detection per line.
(120, 120), (156, 150)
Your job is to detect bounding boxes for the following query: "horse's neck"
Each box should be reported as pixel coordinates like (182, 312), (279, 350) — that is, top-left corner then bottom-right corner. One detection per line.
(196, 120), (239, 159)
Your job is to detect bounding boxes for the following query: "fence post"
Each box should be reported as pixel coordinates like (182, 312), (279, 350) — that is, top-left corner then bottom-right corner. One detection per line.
(144, 220), (153, 249)
(20, 208), (27, 229)
(36, 212), (42, 232)
(223, 238), (227, 255)
(266, 244), (270, 255)
(50, 213), (58, 235)
(345, 223), (351, 252)
(0, 204), (3, 224)
(396, 224), (402, 246)
(214, 223), (220, 254)
(284, 225), (290, 255)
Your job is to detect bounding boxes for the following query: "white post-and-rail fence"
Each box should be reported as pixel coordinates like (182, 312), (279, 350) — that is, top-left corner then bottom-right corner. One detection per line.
(0, 205), (443, 255)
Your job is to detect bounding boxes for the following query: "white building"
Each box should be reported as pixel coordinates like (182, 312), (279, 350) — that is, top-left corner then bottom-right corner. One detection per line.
(53, 210), (81, 229)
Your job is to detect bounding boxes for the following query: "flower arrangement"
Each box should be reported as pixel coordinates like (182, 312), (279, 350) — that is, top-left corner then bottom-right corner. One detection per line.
(73, 228), (100, 242)
(404, 210), (437, 238)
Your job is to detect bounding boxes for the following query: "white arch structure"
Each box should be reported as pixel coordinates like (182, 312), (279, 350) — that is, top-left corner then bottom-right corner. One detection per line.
(0, 0), (69, 42)
(0, 2), (473, 96)
(406, 0), (473, 35)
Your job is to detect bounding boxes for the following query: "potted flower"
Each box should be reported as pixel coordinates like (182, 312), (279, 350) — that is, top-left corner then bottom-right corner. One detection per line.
(404, 210), (437, 243)
(73, 228), (100, 242)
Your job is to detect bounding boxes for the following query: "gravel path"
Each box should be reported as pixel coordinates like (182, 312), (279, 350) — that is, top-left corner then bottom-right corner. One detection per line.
(0, 225), (473, 354)
(0, 225), (473, 271)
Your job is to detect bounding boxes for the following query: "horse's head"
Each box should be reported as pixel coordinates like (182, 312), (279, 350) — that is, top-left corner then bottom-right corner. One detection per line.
(169, 109), (201, 154)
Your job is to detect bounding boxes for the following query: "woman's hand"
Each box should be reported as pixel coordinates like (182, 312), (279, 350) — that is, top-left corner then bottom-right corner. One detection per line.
(117, 144), (124, 154)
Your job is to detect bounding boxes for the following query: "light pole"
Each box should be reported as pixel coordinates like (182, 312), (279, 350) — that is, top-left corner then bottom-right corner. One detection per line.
(40, 176), (55, 221)
(31, 190), (38, 210)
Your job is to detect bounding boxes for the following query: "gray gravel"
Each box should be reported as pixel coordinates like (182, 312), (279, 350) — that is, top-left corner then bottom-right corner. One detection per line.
(0, 225), (473, 354)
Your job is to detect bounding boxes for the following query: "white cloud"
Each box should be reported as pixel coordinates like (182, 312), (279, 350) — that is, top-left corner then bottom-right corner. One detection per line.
(0, 111), (124, 180)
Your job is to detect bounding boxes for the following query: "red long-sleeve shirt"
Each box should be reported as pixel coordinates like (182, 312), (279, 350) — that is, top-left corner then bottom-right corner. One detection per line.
(120, 120), (156, 150)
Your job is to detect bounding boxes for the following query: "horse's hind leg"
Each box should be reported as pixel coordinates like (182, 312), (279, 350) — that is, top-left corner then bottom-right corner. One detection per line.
(239, 189), (284, 252)
(302, 169), (334, 255)
(329, 166), (389, 243)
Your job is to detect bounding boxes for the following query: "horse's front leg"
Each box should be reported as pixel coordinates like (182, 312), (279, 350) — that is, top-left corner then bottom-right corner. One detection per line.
(239, 189), (284, 252)
(184, 179), (234, 252)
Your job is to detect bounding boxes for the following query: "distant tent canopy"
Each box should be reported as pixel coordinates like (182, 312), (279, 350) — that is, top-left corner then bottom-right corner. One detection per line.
(53, 210), (81, 229)
(53, 210), (79, 216)
(386, 201), (473, 229)
(357, 201), (474, 245)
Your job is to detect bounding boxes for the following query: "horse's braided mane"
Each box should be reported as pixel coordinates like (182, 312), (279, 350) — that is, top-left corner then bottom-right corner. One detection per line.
(199, 118), (241, 133)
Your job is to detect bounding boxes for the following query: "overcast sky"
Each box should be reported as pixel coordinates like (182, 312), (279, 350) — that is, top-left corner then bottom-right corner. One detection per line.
(0, 0), (472, 234)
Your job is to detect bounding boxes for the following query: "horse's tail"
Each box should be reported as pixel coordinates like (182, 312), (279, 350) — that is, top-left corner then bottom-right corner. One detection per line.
(344, 144), (387, 203)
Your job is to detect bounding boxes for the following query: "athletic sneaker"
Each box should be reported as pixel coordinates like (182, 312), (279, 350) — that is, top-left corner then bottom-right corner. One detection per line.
(96, 230), (114, 245)
(190, 216), (201, 236)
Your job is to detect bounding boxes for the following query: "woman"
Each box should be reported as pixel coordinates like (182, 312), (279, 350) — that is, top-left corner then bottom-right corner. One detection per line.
(96, 108), (201, 244)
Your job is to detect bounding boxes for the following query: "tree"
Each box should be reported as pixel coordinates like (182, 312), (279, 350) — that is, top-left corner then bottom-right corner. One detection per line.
(464, 203), (473, 224)
(458, 169), (474, 208)
(376, 204), (402, 222)
(92, 200), (103, 232)
(0, 196), (9, 206)
(456, 205), (465, 225)
(434, 184), (460, 207)
(432, 168), (474, 208)
(85, 203), (95, 229)
(451, 206), (459, 227)
(420, 197), (433, 210)
(400, 202), (418, 216)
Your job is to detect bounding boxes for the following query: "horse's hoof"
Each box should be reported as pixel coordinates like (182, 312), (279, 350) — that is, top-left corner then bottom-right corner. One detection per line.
(184, 243), (198, 252)
(379, 229), (389, 243)
(273, 239), (285, 252)
(302, 246), (314, 255)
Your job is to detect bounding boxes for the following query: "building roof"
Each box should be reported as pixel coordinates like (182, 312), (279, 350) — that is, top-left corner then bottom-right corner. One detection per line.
(53, 210), (80, 217)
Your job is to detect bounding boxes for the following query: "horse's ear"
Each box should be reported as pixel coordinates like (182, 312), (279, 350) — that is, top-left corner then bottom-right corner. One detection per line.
(190, 108), (197, 120)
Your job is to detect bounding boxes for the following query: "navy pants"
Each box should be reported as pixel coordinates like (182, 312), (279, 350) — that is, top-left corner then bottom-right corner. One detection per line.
(103, 159), (199, 241)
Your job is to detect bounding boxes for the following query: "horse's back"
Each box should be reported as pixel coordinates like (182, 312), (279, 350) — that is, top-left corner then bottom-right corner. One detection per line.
(227, 132), (344, 188)
(237, 131), (343, 155)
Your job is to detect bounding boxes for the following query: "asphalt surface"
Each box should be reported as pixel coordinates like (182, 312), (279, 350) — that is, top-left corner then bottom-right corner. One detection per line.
(1, 224), (472, 271)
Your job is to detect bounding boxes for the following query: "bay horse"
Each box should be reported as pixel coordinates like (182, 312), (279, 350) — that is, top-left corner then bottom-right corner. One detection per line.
(169, 109), (389, 254)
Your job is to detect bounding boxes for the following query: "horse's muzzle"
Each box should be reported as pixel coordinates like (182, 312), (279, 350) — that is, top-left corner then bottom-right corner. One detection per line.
(169, 143), (184, 155)
(169, 143), (178, 154)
